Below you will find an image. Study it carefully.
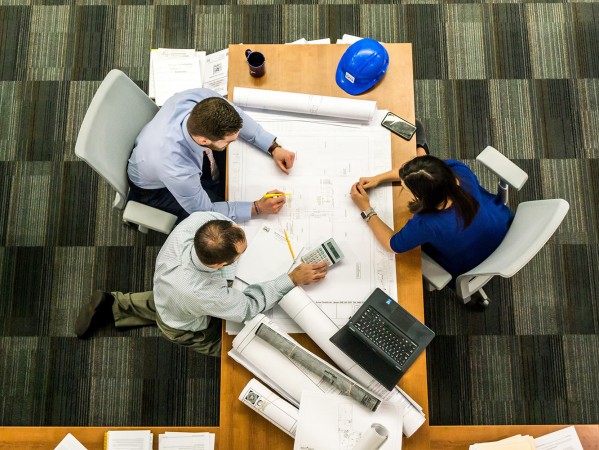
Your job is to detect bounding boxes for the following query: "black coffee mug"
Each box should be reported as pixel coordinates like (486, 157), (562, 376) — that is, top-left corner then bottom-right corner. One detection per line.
(245, 49), (266, 78)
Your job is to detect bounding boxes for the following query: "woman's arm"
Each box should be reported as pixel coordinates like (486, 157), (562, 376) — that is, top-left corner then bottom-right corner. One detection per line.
(350, 182), (395, 252)
(359, 169), (401, 189)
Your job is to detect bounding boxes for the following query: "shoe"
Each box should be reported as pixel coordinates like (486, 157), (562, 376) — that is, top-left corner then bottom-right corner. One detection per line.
(75, 290), (115, 338)
(415, 119), (430, 155)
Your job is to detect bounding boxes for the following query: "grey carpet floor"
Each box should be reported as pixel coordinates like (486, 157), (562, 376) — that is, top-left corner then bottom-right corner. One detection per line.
(0, 1), (597, 427)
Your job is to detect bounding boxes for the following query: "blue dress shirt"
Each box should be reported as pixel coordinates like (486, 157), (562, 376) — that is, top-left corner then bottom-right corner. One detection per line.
(128, 88), (276, 221)
(390, 160), (514, 280)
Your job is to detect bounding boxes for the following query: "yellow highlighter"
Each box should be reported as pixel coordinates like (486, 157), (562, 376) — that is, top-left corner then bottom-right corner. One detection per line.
(263, 192), (292, 199)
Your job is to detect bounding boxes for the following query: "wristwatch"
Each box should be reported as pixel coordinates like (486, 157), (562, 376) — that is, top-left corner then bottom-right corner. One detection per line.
(268, 140), (281, 156)
(360, 207), (376, 221)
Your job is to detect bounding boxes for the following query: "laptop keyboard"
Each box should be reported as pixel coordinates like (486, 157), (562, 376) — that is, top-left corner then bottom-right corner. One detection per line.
(353, 306), (418, 367)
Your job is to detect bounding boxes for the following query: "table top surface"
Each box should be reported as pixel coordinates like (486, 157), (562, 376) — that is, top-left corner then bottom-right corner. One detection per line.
(219, 42), (428, 450)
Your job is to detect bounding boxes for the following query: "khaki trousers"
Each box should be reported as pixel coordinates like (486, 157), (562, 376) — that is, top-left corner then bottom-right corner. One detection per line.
(111, 291), (222, 357)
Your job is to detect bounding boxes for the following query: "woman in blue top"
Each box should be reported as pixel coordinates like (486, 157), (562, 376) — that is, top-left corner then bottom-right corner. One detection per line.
(350, 145), (513, 285)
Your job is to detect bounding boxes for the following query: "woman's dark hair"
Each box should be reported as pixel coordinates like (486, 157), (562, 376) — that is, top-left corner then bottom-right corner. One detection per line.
(194, 220), (246, 265)
(399, 156), (479, 228)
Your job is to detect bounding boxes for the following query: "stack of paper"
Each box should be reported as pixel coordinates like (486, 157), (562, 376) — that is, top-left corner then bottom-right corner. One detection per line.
(149, 47), (229, 106)
(104, 430), (152, 450)
(470, 435), (535, 450)
(149, 49), (202, 106)
(158, 432), (215, 449)
(470, 426), (584, 450)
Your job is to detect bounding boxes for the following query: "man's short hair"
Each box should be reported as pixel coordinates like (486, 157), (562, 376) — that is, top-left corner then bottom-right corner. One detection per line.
(187, 97), (243, 141)
(194, 220), (246, 265)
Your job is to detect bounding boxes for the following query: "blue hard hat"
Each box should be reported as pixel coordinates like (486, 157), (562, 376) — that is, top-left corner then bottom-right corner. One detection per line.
(336, 38), (389, 95)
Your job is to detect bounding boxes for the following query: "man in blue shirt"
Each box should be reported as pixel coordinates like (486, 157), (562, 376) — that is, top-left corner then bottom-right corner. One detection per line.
(128, 88), (296, 222)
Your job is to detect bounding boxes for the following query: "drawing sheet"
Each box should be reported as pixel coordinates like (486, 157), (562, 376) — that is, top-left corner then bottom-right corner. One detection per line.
(228, 90), (397, 333)
(235, 224), (301, 285)
(294, 391), (402, 450)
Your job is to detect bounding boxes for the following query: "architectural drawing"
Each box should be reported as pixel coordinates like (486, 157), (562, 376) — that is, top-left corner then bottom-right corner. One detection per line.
(229, 105), (398, 331)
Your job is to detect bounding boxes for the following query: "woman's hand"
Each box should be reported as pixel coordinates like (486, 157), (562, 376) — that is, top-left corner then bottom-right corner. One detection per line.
(358, 176), (379, 190)
(350, 182), (371, 211)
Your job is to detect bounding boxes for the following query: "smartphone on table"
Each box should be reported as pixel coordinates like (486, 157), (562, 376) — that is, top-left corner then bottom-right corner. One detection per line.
(381, 111), (417, 141)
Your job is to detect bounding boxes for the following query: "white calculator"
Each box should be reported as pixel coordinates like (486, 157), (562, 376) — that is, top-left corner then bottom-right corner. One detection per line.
(301, 238), (344, 266)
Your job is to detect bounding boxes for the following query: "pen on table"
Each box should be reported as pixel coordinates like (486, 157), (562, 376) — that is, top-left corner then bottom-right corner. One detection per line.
(263, 192), (292, 199)
(283, 229), (295, 259)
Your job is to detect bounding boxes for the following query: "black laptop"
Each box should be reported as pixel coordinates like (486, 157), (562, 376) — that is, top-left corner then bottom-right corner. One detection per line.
(330, 288), (435, 390)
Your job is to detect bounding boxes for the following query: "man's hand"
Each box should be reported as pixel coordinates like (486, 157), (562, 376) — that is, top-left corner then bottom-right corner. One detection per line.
(253, 190), (286, 216)
(272, 146), (295, 175)
(288, 262), (328, 286)
(350, 182), (371, 211)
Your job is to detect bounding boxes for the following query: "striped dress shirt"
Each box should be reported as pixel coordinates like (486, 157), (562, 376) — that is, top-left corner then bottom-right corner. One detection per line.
(153, 211), (295, 331)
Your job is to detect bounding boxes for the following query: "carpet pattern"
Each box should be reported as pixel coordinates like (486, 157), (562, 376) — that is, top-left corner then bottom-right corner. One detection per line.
(0, 1), (598, 427)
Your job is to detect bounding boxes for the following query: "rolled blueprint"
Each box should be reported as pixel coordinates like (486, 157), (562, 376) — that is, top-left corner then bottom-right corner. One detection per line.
(239, 378), (299, 437)
(278, 287), (426, 437)
(353, 424), (389, 450)
(233, 87), (377, 122)
(232, 315), (381, 412)
(255, 323), (380, 412)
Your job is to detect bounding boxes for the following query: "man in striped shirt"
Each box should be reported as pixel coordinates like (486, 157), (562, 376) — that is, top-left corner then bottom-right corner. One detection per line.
(75, 211), (328, 356)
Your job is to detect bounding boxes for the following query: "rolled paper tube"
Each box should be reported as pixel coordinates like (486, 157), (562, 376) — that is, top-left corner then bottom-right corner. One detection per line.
(352, 423), (389, 450)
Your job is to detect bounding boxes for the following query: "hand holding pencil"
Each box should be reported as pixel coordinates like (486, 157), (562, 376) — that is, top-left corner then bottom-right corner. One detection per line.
(252, 190), (287, 216)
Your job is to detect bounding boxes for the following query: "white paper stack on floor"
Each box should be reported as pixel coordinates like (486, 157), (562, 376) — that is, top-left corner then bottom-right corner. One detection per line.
(294, 391), (402, 450)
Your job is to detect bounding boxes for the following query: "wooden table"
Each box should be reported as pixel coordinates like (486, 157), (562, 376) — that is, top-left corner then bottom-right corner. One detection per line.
(219, 42), (428, 450)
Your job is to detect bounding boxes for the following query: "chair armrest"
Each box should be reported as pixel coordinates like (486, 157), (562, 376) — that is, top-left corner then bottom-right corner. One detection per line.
(476, 146), (528, 191)
(123, 201), (177, 235)
(421, 252), (452, 291)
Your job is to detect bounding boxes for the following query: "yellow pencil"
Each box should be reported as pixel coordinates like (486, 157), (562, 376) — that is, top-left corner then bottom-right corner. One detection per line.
(283, 229), (295, 259)
(263, 192), (292, 199)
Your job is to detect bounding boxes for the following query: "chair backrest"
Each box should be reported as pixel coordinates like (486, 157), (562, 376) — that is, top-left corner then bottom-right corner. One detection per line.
(74, 69), (159, 201)
(456, 199), (569, 297)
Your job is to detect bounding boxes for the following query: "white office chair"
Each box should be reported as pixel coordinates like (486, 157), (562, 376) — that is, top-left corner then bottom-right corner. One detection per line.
(75, 69), (177, 234)
(421, 146), (570, 307)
